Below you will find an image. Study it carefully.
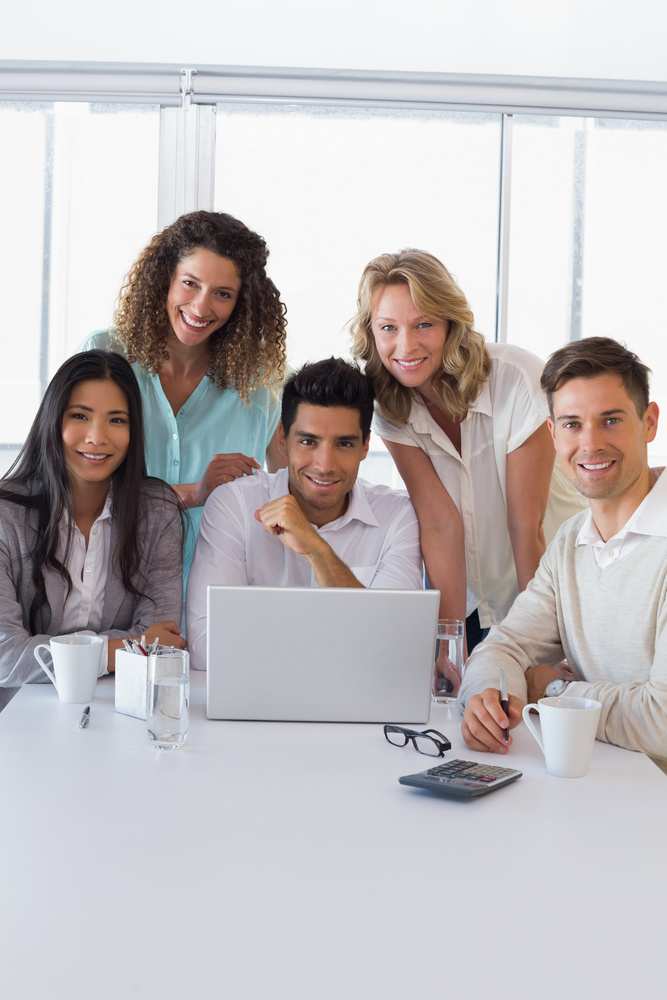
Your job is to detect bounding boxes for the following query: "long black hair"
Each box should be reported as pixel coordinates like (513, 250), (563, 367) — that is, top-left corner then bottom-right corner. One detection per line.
(0, 350), (180, 631)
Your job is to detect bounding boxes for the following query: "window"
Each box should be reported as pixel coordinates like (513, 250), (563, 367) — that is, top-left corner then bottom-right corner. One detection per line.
(215, 103), (502, 484)
(0, 100), (159, 473)
(508, 115), (667, 459)
(2, 64), (667, 475)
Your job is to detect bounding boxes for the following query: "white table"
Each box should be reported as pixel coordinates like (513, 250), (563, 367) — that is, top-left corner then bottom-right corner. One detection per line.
(1, 672), (664, 1000)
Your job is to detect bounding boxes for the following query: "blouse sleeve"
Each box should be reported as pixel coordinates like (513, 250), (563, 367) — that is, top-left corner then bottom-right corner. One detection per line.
(371, 406), (420, 447)
(489, 344), (549, 454)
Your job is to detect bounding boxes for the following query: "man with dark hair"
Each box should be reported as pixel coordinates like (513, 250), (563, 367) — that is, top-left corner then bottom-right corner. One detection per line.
(186, 358), (422, 670)
(458, 336), (667, 759)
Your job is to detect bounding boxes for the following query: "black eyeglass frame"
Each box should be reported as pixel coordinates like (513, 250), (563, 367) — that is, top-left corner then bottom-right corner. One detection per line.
(383, 725), (452, 757)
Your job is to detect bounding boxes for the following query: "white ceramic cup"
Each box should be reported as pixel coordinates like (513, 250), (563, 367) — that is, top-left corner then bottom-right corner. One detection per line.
(522, 696), (602, 778)
(33, 634), (103, 704)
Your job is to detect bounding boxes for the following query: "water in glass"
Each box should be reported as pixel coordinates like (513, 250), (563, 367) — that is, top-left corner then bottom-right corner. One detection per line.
(147, 675), (189, 749)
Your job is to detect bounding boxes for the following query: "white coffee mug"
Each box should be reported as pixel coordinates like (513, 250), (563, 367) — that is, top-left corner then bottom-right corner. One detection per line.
(34, 634), (103, 704)
(522, 696), (602, 778)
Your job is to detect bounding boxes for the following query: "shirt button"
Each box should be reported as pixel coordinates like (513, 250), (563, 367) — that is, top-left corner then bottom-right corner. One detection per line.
(85, 566), (92, 574)
(92, 528), (97, 536)
(81, 606), (89, 613)
(173, 459), (180, 467)
(173, 433), (178, 440)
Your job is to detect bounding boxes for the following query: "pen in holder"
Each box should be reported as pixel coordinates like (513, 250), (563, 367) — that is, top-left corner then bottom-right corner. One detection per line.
(115, 643), (174, 720)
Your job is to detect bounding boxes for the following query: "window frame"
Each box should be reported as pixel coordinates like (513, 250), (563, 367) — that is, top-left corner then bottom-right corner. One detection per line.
(5, 60), (667, 348)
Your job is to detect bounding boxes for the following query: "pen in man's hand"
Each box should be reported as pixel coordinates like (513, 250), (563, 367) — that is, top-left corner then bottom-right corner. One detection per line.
(499, 668), (509, 744)
(78, 706), (91, 730)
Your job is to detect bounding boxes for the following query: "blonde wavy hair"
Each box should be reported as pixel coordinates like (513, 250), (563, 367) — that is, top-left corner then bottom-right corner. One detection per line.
(350, 249), (490, 422)
(113, 211), (286, 402)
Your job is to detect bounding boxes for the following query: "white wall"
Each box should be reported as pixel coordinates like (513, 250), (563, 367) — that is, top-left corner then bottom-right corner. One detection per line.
(2, 0), (666, 83)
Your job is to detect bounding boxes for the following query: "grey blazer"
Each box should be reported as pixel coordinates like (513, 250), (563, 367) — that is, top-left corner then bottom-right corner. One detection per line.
(0, 483), (183, 689)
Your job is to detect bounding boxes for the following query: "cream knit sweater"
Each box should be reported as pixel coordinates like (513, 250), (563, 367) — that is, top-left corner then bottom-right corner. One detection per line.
(458, 510), (667, 758)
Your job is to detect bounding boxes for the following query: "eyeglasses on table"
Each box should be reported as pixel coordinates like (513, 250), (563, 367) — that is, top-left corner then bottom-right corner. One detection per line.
(383, 725), (451, 757)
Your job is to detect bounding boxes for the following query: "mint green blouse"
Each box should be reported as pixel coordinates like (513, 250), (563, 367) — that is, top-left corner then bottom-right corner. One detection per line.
(80, 331), (281, 575)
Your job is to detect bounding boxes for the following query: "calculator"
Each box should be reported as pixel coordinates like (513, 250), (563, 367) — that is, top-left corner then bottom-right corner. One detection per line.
(398, 758), (522, 799)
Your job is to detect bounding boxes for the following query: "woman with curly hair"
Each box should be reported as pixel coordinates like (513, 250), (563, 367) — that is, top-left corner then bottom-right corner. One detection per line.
(351, 249), (584, 683)
(82, 211), (287, 570)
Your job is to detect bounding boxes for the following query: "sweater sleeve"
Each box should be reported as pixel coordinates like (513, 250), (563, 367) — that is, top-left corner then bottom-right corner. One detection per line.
(560, 591), (667, 758)
(459, 526), (667, 759)
(0, 516), (60, 686)
(457, 542), (566, 708)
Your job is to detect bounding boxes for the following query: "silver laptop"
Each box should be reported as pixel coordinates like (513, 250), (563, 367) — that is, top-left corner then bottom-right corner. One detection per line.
(206, 586), (439, 723)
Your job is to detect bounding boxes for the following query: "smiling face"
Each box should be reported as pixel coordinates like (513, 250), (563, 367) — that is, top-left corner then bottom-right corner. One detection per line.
(62, 379), (131, 491)
(371, 283), (449, 394)
(279, 404), (370, 527)
(166, 248), (242, 349)
(548, 373), (659, 508)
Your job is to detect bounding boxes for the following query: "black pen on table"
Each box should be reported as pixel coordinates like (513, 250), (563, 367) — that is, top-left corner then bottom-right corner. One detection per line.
(499, 668), (509, 744)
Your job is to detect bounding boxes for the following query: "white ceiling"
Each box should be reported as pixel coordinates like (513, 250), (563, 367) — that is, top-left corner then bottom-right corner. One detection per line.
(2, 0), (666, 84)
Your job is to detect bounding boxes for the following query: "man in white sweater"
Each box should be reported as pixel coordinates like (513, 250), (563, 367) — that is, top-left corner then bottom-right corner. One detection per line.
(459, 336), (667, 759)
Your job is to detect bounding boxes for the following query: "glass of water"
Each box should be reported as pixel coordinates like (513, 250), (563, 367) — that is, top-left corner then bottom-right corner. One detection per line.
(432, 619), (465, 703)
(147, 649), (190, 749)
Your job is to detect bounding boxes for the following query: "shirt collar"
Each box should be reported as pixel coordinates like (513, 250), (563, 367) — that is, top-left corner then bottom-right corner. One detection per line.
(60, 486), (114, 527)
(576, 469), (667, 548)
(328, 477), (378, 530)
(58, 486), (114, 551)
(98, 486), (114, 521)
(467, 378), (493, 417)
(575, 510), (602, 548)
(626, 469), (667, 537)
(268, 469), (378, 530)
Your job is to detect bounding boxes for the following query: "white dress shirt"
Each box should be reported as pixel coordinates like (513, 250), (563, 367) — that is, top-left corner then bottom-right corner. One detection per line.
(576, 470), (667, 567)
(59, 493), (112, 674)
(186, 468), (423, 670)
(373, 341), (585, 627)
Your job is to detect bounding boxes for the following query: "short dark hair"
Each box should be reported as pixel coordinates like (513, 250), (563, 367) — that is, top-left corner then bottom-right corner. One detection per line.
(281, 358), (375, 441)
(541, 337), (651, 418)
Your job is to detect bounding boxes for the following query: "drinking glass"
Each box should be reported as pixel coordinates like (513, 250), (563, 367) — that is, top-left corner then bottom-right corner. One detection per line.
(147, 649), (189, 749)
(432, 619), (465, 703)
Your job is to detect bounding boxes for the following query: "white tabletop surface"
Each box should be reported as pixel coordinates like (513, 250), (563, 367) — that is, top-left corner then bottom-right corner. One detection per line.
(1, 672), (664, 1000)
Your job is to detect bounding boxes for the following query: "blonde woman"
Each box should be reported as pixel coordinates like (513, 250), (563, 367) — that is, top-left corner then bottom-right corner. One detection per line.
(351, 250), (584, 681)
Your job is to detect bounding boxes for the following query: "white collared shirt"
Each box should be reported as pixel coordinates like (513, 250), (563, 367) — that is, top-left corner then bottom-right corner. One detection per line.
(373, 342), (584, 626)
(59, 492), (112, 672)
(576, 469), (667, 567)
(185, 468), (423, 670)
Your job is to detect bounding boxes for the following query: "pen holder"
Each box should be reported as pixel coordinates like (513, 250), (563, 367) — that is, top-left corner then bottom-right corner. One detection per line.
(114, 649), (149, 720)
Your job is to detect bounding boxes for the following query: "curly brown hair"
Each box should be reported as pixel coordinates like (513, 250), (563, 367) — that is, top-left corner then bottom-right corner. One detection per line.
(113, 211), (287, 401)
